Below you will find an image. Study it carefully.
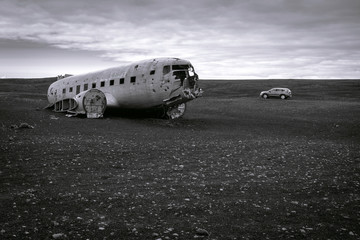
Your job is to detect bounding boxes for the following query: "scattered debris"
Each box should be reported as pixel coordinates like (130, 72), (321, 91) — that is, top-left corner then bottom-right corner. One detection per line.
(65, 113), (78, 118)
(50, 115), (59, 120)
(10, 123), (34, 130)
(19, 123), (34, 129)
(52, 233), (66, 239)
(195, 228), (210, 237)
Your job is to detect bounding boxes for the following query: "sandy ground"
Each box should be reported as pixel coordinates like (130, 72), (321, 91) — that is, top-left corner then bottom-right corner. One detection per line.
(0, 78), (359, 239)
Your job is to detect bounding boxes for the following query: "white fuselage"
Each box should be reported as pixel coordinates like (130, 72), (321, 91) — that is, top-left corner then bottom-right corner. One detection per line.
(47, 58), (201, 111)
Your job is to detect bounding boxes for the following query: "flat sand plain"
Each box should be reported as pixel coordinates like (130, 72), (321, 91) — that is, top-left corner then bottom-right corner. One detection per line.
(1, 78), (359, 239)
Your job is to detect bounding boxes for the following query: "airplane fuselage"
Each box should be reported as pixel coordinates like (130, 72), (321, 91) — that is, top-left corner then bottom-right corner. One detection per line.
(47, 58), (202, 118)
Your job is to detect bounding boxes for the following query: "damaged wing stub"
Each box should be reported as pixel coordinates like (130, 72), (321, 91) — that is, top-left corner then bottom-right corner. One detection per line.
(51, 89), (107, 118)
(74, 89), (107, 118)
(183, 87), (203, 99)
(163, 89), (203, 120)
(164, 75), (203, 119)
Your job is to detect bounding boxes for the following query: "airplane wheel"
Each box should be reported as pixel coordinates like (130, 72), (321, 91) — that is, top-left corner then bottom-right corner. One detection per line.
(166, 103), (186, 119)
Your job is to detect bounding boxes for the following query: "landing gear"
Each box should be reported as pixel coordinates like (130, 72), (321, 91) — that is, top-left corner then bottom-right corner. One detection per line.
(164, 103), (186, 119)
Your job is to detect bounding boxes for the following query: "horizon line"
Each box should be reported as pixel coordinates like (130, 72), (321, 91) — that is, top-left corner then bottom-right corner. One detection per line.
(1, 77), (360, 81)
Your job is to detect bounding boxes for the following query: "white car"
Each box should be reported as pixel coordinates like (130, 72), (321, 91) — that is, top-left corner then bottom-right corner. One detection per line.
(260, 88), (292, 100)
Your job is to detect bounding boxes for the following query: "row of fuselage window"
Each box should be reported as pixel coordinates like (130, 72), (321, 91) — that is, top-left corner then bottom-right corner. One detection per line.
(62, 76), (137, 95)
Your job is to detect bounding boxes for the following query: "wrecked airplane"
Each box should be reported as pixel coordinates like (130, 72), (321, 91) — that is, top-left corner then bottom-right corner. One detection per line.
(47, 58), (203, 119)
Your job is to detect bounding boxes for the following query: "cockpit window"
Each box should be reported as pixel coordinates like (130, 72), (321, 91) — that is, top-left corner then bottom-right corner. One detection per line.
(163, 65), (170, 75)
(172, 65), (189, 70)
(173, 70), (187, 82)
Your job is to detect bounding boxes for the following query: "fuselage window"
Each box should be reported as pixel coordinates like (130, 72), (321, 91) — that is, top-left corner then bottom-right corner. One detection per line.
(120, 78), (124, 84)
(131, 76), (136, 83)
(100, 81), (105, 87)
(163, 65), (170, 75)
(76, 85), (80, 94)
(110, 79), (114, 86)
(92, 83), (96, 88)
(84, 84), (88, 91)
(150, 70), (155, 75)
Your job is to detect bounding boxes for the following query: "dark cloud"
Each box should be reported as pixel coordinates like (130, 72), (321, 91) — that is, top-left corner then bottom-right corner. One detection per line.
(0, 0), (359, 78)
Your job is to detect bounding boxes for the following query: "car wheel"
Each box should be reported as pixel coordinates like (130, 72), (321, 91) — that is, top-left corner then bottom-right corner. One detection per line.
(262, 94), (268, 99)
(280, 94), (286, 100)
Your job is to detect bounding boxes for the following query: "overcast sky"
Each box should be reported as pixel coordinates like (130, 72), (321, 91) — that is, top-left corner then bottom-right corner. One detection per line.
(1, 0), (359, 79)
